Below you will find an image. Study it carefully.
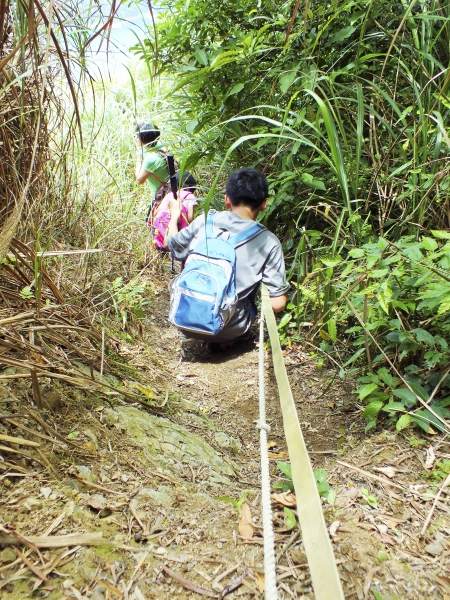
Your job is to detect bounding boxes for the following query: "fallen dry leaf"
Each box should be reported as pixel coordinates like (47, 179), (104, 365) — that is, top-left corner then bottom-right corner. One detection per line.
(373, 466), (397, 479)
(329, 520), (340, 537)
(255, 572), (265, 593)
(267, 441), (277, 449)
(238, 503), (254, 540)
(86, 497), (106, 512)
(437, 576), (450, 594)
(378, 516), (401, 529)
(271, 491), (296, 507)
(372, 531), (395, 545)
(268, 452), (289, 459)
(425, 446), (436, 469)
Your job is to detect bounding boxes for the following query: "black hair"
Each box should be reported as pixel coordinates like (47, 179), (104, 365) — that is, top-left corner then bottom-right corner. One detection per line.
(135, 122), (160, 145)
(181, 171), (197, 193)
(225, 168), (268, 210)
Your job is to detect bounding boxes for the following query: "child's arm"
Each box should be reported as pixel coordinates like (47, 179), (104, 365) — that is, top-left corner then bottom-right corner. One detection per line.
(187, 203), (194, 223)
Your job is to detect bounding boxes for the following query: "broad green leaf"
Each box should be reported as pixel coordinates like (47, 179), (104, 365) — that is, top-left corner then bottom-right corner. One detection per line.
(361, 488), (378, 508)
(377, 367), (398, 388)
(392, 388), (417, 407)
(317, 480), (330, 494)
(370, 269), (389, 278)
(396, 414), (411, 431)
(228, 82), (245, 96)
(279, 71), (297, 93)
(382, 402), (406, 413)
(314, 469), (328, 483)
(329, 26), (356, 43)
(301, 172), (326, 190)
(422, 237), (438, 251)
(325, 490), (336, 505)
(412, 328), (435, 346)
(284, 507), (296, 530)
(377, 237), (389, 250)
(358, 383), (379, 401)
(278, 313), (291, 329)
(321, 256), (343, 267)
(348, 248), (365, 258)
(194, 47), (208, 66)
(365, 420), (377, 433)
(413, 409), (445, 433)
(362, 400), (384, 419)
(431, 230), (450, 239)
(406, 379), (428, 401)
(402, 245), (423, 261)
(277, 461), (292, 480)
(343, 347), (365, 367)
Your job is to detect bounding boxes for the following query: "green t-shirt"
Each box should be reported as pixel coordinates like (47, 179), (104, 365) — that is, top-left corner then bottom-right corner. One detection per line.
(142, 151), (169, 195)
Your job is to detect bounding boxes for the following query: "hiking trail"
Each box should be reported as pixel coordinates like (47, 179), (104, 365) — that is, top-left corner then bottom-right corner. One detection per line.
(0, 265), (448, 599)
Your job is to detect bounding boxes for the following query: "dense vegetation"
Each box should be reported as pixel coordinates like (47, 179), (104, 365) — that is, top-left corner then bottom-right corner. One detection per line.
(133, 0), (450, 434)
(2, 0), (450, 436)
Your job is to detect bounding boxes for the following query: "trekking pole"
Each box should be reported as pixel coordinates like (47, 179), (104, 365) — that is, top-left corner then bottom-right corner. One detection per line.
(166, 154), (178, 201)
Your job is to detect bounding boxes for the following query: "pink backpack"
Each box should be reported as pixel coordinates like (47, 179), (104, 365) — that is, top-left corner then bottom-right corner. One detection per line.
(151, 190), (195, 249)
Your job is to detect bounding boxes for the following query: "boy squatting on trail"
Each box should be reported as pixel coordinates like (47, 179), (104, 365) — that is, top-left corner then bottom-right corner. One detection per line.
(164, 168), (289, 345)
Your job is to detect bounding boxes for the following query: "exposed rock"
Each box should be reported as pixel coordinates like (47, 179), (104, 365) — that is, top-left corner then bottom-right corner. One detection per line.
(40, 487), (52, 499)
(0, 548), (16, 563)
(83, 429), (99, 450)
(115, 406), (235, 481)
(75, 465), (98, 483)
(214, 432), (242, 455)
(291, 549), (308, 565)
(138, 486), (174, 506)
(41, 386), (62, 411)
(23, 497), (42, 512)
(103, 409), (120, 426)
(425, 540), (444, 556)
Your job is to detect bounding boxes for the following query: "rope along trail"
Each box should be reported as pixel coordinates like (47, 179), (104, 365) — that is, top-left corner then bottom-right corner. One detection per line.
(258, 284), (345, 599)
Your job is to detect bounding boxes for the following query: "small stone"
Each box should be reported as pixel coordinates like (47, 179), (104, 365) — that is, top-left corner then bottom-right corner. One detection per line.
(425, 541), (444, 556)
(40, 487), (52, 499)
(3, 368), (16, 376)
(72, 506), (85, 523)
(214, 432), (242, 455)
(154, 547), (167, 555)
(89, 588), (106, 600)
(291, 549), (308, 565)
(0, 548), (16, 563)
(186, 560), (196, 571)
(76, 465), (97, 483)
(63, 501), (75, 517)
(65, 479), (82, 492)
(103, 409), (119, 426)
(42, 390), (62, 412)
(24, 497), (42, 512)
(62, 579), (75, 589)
(83, 429), (99, 450)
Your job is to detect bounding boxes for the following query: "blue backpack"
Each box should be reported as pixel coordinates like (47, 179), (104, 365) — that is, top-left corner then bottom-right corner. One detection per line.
(168, 210), (266, 336)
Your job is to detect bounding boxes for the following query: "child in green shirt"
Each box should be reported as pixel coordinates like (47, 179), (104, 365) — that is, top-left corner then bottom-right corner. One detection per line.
(135, 122), (168, 197)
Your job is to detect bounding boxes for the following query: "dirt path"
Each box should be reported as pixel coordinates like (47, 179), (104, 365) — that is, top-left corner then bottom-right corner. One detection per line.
(1, 272), (449, 599)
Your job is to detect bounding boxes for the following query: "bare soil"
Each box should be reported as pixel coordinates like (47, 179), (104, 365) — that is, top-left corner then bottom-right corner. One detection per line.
(1, 269), (449, 599)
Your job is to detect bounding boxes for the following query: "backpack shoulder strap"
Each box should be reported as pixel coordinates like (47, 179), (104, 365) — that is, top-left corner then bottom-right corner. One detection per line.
(231, 222), (266, 248)
(205, 210), (217, 239)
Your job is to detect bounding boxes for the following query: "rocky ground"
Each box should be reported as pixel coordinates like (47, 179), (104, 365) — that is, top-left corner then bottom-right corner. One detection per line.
(1, 269), (450, 599)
